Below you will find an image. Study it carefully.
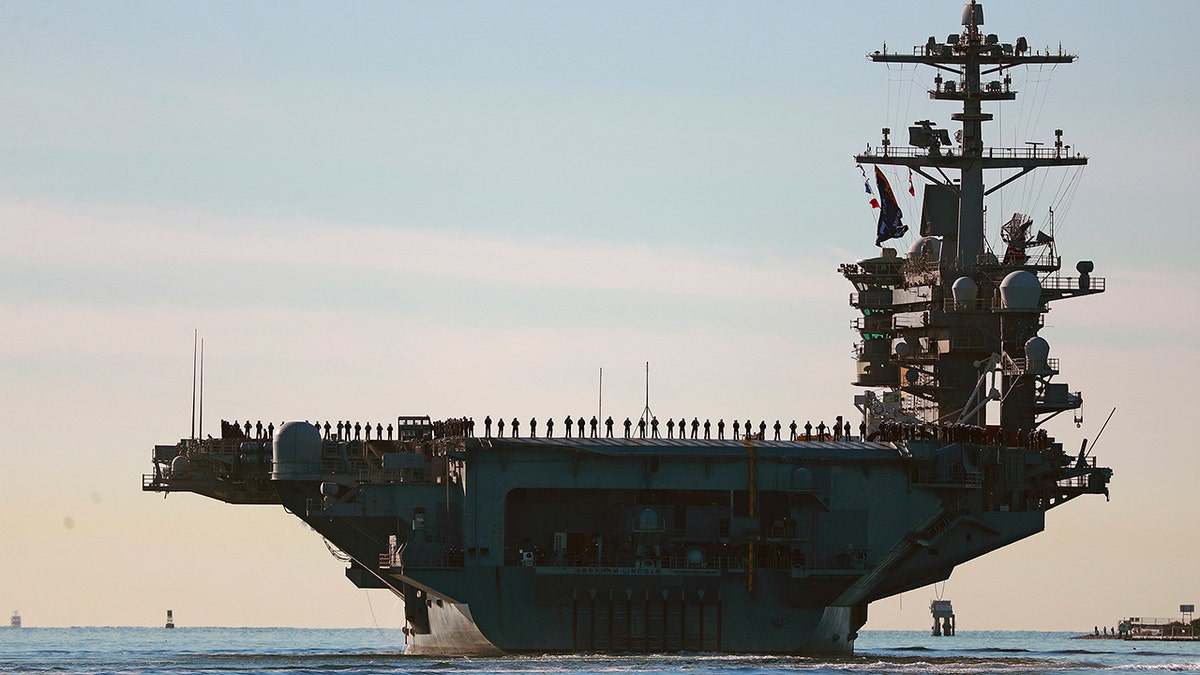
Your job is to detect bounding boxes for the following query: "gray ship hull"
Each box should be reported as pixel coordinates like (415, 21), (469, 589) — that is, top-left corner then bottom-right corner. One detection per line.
(269, 436), (1063, 655)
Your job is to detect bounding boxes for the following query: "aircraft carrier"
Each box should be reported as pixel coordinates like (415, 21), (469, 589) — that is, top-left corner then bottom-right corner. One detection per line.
(144, 2), (1113, 654)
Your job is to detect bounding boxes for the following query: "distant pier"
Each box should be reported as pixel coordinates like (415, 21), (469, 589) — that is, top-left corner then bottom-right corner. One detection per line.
(1074, 610), (1199, 641)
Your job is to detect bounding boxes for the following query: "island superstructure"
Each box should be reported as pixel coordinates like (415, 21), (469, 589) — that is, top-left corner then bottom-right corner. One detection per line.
(143, 2), (1112, 654)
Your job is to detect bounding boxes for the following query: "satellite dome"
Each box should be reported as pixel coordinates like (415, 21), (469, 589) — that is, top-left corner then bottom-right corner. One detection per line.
(894, 339), (912, 357)
(1025, 336), (1050, 372)
(170, 454), (189, 476)
(999, 270), (1041, 311)
(272, 421), (323, 480)
(951, 276), (978, 307)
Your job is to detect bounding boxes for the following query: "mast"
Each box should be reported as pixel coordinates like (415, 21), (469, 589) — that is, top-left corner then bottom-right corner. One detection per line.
(859, 0), (1085, 266)
(847, 2), (1103, 432)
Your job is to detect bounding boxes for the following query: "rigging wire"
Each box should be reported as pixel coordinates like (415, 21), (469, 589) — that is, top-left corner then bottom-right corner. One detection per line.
(1063, 166), (1087, 220)
(366, 590), (382, 634)
(887, 62), (921, 251)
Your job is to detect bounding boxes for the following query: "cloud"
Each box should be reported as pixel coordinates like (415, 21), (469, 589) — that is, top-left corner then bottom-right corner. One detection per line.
(3, 199), (844, 305)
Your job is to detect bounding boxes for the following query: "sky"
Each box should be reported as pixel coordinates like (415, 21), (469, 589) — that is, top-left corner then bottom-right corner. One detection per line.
(2, 1), (1197, 633)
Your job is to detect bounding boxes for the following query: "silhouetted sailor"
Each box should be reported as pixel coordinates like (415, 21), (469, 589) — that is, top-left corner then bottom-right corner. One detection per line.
(804, 421), (813, 441)
(816, 421), (827, 439)
(623, 417), (631, 438)
(354, 422), (361, 440)
(745, 420), (752, 439)
(530, 418), (538, 437)
(759, 421), (767, 439)
(703, 419), (711, 439)
(387, 423), (394, 440)
(497, 418), (505, 436)
(718, 419), (725, 439)
(773, 420), (781, 440)
(638, 418), (646, 439)
(484, 416), (492, 437)
(546, 418), (554, 437)
(789, 420), (797, 440)
(323, 421), (331, 439)
(733, 420), (740, 439)
(255, 421), (263, 439)
(591, 416), (599, 437)
(651, 417), (659, 438)
(364, 423), (371, 441)
(859, 420), (866, 439)
(244, 421), (252, 437)
(692, 418), (700, 439)
(666, 418), (675, 438)
(564, 416), (572, 438)
(511, 418), (519, 437)
(577, 417), (585, 437)
(845, 421), (852, 439)
(267, 422), (274, 438)
(834, 415), (843, 441)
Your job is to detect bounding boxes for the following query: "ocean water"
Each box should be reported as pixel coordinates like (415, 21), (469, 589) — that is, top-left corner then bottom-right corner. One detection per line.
(1, 628), (1197, 675)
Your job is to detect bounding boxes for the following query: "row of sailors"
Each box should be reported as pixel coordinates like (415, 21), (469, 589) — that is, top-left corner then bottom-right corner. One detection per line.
(475, 415), (861, 442)
(224, 417), (859, 443)
(872, 419), (1051, 449)
(226, 420), (404, 442)
(227, 417), (1049, 449)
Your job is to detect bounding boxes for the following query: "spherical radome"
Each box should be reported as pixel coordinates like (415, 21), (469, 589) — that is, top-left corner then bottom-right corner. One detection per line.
(999, 270), (1041, 310)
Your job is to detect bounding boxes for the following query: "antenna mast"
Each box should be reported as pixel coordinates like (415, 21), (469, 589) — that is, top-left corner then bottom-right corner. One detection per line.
(640, 361), (654, 425)
(597, 367), (603, 425)
(198, 338), (205, 440)
(190, 330), (198, 443)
